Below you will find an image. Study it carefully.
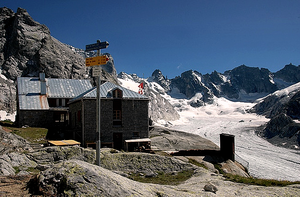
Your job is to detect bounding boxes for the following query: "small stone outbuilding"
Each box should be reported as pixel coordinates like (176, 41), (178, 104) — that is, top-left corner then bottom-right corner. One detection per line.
(68, 81), (149, 150)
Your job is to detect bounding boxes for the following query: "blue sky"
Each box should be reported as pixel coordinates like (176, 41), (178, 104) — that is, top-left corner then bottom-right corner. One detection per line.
(2, 0), (300, 78)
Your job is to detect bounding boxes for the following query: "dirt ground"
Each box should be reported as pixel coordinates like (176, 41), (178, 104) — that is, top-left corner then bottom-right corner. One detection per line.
(0, 175), (35, 197)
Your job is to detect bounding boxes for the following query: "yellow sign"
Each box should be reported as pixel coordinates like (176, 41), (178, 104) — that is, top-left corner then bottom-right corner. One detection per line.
(86, 55), (109, 67)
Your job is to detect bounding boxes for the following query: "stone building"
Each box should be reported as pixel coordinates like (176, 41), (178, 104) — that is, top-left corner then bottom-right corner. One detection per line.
(68, 81), (149, 150)
(16, 73), (92, 130)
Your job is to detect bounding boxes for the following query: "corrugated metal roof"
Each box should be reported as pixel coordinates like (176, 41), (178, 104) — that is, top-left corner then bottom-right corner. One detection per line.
(18, 95), (49, 110)
(47, 78), (93, 98)
(70, 82), (148, 102)
(17, 77), (40, 95)
(17, 76), (93, 110)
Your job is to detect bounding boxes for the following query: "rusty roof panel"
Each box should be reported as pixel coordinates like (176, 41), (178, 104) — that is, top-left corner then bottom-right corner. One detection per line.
(18, 95), (49, 110)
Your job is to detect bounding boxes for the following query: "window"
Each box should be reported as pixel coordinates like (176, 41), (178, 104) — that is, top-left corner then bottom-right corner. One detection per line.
(62, 99), (66, 107)
(54, 112), (65, 122)
(48, 98), (69, 107)
(113, 96), (122, 126)
(113, 110), (122, 120)
(113, 89), (123, 98)
(133, 132), (140, 138)
(60, 114), (65, 122)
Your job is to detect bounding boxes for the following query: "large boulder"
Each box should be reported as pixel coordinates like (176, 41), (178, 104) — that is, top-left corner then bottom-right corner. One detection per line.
(28, 146), (96, 164)
(0, 152), (37, 175)
(36, 159), (156, 196)
(150, 126), (219, 151)
(101, 151), (195, 176)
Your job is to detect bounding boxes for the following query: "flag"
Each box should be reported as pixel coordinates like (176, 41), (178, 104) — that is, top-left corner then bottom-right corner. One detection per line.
(138, 82), (144, 94)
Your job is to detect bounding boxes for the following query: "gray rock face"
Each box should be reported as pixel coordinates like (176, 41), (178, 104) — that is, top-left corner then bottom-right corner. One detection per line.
(220, 159), (250, 178)
(263, 113), (295, 138)
(150, 126), (219, 151)
(101, 151), (195, 175)
(150, 69), (171, 92)
(0, 7), (118, 112)
(37, 159), (150, 196)
(35, 159), (300, 197)
(171, 70), (214, 106)
(0, 8), (86, 80)
(28, 146), (96, 164)
(0, 126), (32, 154)
(0, 152), (37, 175)
(274, 64), (300, 83)
(252, 85), (300, 149)
(224, 65), (277, 95)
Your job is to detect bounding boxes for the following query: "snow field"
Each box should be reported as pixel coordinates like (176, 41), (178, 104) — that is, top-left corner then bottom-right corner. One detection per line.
(169, 97), (300, 181)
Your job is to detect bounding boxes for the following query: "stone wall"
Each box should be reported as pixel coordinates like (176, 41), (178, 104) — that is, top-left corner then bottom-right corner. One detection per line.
(17, 110), (52, 127)
(69, 98), (149, 149)
(68, 100), (83, 143)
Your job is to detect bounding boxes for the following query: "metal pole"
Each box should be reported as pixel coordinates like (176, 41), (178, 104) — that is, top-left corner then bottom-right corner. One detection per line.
(96, 47), (101, 166)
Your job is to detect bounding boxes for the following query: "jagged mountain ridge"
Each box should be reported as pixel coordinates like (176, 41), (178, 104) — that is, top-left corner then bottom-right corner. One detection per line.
(150, 64), (300, 107)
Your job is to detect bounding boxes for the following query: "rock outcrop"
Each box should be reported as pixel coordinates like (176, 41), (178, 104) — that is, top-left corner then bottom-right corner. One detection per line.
(149, 69), (171, 92)
(274, 63), (300, 83)
(171, 70), (214, 106)
(251, 83), (300, 149)
(0, 7), (86, 80)
(0, 125), (32, 154)
(35, 159), (300, 197)
(150, 126), (219, 151)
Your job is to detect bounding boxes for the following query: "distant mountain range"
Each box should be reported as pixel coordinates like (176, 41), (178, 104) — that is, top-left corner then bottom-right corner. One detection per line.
(0, 7), (300, 148)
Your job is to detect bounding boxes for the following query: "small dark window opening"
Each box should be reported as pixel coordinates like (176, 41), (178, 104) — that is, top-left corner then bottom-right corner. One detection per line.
(53, 112), (67, 122)
(113, 89), (123, 98)
(133, 132), (140, 138)
(113, 97), (122, 126)
(77, 110), (81, 122)
(48, 98), (69, 107)
(48, 98), (56, 107)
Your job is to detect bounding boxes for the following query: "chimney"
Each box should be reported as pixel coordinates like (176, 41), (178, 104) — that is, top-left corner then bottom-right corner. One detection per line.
(220, 133), (235, 161)
(39, 72), (46, 95)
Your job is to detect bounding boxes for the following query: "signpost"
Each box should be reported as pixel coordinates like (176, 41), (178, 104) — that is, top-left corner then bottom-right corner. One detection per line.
(86, 55), (109, 67)
(85, 40), (109, 167)
(85, 40), (109, 51)
(92, 66), (101, 77)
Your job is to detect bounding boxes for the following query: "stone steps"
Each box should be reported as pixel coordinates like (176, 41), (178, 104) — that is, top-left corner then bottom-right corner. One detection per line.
(29, 143), (43, 151)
